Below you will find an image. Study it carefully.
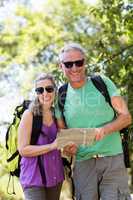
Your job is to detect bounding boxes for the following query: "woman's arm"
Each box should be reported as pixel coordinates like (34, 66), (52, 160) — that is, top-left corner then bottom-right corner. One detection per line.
(18, 110), (57, 157)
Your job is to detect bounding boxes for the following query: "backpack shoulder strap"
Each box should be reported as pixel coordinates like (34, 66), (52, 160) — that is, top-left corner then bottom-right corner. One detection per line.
(90, 75), (112, 108)
(58, 83), (68, 124)
(58, 83), (68, 111)
(30, 115), (43, 145)
(15, 100), (31, 119)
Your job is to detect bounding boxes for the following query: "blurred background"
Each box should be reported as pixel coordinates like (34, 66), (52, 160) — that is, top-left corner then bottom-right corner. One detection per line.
(0, 0), (133, 199)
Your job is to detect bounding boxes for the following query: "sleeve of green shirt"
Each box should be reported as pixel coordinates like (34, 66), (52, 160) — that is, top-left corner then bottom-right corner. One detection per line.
(101, 75), (121, 97)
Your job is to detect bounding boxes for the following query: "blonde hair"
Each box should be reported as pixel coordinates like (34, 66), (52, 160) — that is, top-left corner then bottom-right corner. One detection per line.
(29, 73), (56, 116)
(59, 42), (86, 62)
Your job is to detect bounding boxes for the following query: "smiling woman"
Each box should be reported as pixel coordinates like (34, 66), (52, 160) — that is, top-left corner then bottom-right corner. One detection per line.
(17, 73), (64, 200)
(29, 73), (57, 116)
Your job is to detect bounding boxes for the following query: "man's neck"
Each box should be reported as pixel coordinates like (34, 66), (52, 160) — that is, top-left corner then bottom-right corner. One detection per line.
(70, 78), (87, 89)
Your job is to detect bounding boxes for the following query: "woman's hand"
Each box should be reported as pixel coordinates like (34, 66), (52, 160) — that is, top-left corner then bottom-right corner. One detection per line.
(50, 139), (58, 150)
(63, 142), (78, 156)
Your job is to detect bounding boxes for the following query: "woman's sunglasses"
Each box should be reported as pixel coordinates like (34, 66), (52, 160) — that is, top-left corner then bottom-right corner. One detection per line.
(35, 85), (55, 94)
(63, 59), (84, 69)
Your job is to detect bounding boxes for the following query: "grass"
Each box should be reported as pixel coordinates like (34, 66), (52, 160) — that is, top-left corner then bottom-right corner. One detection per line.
(0, 174), (24, 200)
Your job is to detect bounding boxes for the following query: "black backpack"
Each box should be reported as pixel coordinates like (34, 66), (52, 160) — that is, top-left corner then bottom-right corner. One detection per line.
(58, 75), (130, 168)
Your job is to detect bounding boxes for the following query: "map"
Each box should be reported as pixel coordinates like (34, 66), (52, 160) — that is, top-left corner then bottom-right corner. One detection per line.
(57, 128), (96, 148)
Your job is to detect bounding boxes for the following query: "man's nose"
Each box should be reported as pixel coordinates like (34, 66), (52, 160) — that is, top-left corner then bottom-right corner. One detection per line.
(71, 64), (77, 71)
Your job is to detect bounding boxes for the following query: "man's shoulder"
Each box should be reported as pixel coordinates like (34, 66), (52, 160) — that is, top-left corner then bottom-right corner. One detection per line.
(59, 82), (68, 89)
(58, 83), (68, 95)
(90, 73), (119, 96)
(89, 73), (109, 80)
(89, 73), (113, 85)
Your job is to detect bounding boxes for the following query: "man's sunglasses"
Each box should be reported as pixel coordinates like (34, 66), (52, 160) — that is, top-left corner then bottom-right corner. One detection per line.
(63, 59), (84, 69)
(35, 86), (55, 94)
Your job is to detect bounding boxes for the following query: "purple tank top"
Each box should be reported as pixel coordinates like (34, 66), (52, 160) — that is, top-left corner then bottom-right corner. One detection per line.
(20, 122), (64, 189)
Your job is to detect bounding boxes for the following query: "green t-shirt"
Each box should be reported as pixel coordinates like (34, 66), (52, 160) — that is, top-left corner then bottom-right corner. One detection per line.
(55, 75), (123, 161)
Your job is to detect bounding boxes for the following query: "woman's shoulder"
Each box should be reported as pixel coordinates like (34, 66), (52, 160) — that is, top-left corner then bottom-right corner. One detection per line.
(21, 109), (33, 120)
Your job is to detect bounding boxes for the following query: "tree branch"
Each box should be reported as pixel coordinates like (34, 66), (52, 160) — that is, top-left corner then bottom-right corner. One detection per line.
(103, 44), (133, 65)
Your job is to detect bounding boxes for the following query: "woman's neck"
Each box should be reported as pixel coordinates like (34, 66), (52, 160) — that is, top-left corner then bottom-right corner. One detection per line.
(42, 108), (52, 116)
(42, 109), (53, 125)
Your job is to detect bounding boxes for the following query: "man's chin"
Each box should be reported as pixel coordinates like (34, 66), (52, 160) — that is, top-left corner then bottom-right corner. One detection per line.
(70, 77), (82, 83)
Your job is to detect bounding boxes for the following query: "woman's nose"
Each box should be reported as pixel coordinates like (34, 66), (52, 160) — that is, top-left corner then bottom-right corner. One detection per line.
(42, 90), (49, 96)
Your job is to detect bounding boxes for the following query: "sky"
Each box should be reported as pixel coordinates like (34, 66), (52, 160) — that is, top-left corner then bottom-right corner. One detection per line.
(0, 0), (98, 16)
(30, 0), (98, 9)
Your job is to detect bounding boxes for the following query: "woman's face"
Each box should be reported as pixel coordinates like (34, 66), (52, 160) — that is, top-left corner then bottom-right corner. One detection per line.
(35, 79), (55, 108)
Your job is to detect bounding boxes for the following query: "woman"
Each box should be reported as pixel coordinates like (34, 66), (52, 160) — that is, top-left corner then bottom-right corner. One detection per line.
(18, 73), (64, 200)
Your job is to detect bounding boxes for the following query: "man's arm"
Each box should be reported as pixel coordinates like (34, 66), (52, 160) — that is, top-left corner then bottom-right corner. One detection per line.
(95, 96), (132, 140)
(56, 118), (66, 129)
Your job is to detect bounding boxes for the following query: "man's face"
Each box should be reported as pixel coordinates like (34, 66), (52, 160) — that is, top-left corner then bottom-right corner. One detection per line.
(60, 50), (86, 84)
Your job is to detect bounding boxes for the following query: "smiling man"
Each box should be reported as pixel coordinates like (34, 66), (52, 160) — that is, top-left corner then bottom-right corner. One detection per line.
(56, 42), (132, 200)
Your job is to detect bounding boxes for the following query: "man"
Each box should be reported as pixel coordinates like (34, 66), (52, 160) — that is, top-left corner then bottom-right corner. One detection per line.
(56, 42), (132, 200)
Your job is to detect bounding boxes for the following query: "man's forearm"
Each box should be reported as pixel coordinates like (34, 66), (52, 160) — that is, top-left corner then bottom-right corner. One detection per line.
(103, 113), (132, 135)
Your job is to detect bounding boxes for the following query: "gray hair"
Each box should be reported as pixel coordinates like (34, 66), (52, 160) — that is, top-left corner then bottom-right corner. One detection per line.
(29, 73), (56, 116)
(34, 73), (56, 88)
(59, 42), (86, 62)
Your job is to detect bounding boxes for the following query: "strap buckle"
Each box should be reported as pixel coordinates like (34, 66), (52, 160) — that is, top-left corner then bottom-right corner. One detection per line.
(93, 154), (104, 159)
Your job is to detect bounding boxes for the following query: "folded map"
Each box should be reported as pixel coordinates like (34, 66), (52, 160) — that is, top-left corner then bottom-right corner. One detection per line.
(57, 128), (96, 148)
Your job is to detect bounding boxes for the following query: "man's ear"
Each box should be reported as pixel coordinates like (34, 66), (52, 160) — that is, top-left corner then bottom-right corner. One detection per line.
(59, 63), (66, 76)
(59, 63), (63, 70)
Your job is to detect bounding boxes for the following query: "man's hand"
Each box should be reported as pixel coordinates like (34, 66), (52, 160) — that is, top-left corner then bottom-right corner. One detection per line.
(94, 127), (105, 141)
(63, 142), (78, 156)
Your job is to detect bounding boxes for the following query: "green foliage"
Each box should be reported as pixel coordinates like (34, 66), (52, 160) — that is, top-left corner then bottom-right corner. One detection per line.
(0, 0), (132, 93)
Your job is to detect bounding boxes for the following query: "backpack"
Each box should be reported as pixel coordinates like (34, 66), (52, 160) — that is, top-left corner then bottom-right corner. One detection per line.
(5, 100), (31, 179)
(5, 100), (74, 199)
(58, 75), (131, 168)
(5, 100), (43, 194)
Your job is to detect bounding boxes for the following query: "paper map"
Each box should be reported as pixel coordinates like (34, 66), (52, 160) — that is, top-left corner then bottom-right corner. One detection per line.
(57, 128), (96, 148)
